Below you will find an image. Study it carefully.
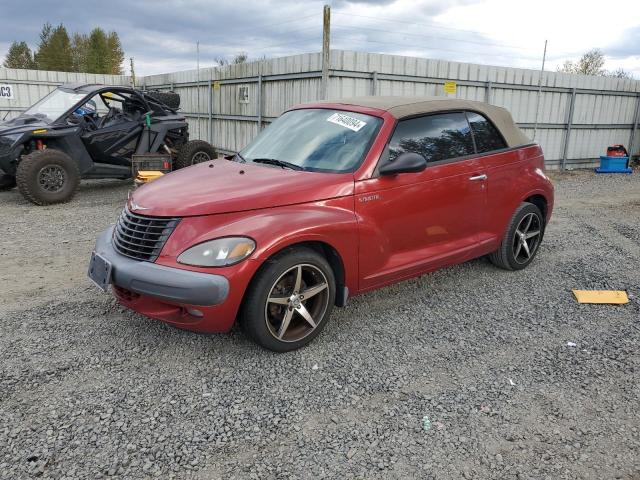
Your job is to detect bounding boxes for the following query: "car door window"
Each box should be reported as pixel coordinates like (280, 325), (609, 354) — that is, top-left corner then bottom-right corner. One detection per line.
(466, 112), (507, 153)
(388, 112), (475, 164)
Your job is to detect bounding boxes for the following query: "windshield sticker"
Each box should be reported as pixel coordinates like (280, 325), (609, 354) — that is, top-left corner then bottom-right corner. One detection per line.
(327, 112), (367, 132)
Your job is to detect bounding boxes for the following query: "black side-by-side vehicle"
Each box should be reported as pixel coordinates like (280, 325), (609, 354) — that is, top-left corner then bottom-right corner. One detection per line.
(0, 83), (216, 205)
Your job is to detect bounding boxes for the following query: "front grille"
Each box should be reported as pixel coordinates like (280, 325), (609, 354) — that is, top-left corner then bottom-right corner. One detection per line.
(112, 208), (180, 262)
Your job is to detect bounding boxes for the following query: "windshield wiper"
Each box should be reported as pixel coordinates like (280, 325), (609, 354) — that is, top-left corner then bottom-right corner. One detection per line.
(251, 158), (304, 171)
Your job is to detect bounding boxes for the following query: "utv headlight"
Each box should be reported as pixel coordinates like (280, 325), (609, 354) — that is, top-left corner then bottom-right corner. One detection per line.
(177, 237), (256, 267)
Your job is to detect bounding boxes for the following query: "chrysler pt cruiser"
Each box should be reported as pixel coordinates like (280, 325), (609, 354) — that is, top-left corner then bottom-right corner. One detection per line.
(88, 96), (554, 352)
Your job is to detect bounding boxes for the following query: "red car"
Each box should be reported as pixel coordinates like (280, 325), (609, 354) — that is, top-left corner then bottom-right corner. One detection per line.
(88, 96), (554, 352)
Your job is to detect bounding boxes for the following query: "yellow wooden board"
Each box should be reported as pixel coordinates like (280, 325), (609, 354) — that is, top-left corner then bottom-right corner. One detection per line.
(135, 171), (165, 185)
(572, 290), (629, 304)
(443, 81), (457, 94)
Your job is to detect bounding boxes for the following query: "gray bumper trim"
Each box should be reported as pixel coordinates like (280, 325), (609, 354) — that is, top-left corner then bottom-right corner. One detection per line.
(93, 226), (229, 306)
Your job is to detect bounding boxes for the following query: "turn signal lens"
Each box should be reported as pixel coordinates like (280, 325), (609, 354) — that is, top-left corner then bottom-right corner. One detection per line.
(177, 237), (255, 267)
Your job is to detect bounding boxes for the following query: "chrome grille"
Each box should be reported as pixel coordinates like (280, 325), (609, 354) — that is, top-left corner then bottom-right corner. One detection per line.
(112, 208), (180, 262)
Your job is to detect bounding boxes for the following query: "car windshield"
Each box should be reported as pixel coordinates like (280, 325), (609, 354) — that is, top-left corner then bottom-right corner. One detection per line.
(23, 88), (87, 123)
(239, 109), (382, 173)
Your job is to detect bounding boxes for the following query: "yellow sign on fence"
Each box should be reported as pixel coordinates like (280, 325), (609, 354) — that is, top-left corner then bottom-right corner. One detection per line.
(213, 81), (221, 90)
(443, 81), (457, 94)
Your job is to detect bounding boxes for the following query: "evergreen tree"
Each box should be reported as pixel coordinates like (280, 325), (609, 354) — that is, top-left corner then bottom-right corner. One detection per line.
(2, 41), (36, 69)
(6, 22), (126, 74)
(70, 33), (89, 72)
(105, 32), (124, 75)
(85, 28), (109, 74)
(35, 23), (73, 72)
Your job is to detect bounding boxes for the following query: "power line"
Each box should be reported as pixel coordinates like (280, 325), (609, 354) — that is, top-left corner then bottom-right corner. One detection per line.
(206, 23), (320, 54)
(333, 11), (493, 38)
(334, 11), (575, 57)
(349, 38), (544, 61)
(332, 22), (529, 51)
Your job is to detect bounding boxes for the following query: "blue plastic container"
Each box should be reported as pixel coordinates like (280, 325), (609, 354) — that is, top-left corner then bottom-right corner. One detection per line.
(595, 156), (632, 174)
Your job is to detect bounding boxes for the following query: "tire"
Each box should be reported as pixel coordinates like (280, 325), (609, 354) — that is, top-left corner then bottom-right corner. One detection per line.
(489, 202), (544, 271)
(145, 90), (180, 110)
(0, 173), (16, 191)
(16, 149), (80, 205)
(239, 247), (336, 352)
(175, 140), (217, 169)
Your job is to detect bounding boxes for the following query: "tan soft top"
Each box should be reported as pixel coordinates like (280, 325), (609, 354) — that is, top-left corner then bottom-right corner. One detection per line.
(313, 96), (531, 148)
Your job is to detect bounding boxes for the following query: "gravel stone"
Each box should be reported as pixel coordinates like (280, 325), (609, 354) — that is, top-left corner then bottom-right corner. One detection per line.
(1, 171), (639, 479)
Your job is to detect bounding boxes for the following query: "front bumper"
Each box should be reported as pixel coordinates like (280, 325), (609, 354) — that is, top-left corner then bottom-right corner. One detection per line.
(93, 226), (229, 306)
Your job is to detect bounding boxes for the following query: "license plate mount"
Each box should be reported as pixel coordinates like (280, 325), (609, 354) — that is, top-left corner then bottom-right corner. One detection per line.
(88, 252), (113, 292)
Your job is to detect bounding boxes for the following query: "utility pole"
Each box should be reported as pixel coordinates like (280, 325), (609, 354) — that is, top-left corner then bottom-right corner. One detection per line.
(129, 57), (136, 87)
(196, 41), (200, 134)
(321, 4), (331, 100)
(532, 39), (548, 141)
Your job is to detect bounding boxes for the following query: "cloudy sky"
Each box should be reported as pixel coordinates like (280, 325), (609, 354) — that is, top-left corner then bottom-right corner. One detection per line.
(1, 0), (639, 77)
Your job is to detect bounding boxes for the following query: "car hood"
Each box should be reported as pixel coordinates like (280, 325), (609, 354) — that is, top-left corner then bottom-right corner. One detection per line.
(130, 159), (355, 217)
(0, 115), (49, 136)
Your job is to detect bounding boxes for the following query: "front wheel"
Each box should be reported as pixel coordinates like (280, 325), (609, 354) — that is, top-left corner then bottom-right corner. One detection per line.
(489, 202), (544, 270)
(16, 149), (80, 205)
(175, 140), (217, 169)
(239, 248), (336, 352)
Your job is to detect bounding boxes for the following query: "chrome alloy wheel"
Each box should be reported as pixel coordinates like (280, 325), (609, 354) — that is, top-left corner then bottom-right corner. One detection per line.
(191, 151), (211, 164)
(512, 212), (542, 264)
(265, 264), (330, 342)
(38, 165), (66, 192)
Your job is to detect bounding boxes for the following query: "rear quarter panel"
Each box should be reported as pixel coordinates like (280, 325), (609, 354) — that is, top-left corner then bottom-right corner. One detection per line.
(482, 144), (554, 243)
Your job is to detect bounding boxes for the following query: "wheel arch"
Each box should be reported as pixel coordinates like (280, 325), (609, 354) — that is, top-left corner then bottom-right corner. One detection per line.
(523, 193), (548, 223)
(251, 238), (349, 307)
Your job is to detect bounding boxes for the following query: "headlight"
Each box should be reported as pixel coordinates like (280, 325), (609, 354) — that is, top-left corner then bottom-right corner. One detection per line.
(177, 237), (255, 267)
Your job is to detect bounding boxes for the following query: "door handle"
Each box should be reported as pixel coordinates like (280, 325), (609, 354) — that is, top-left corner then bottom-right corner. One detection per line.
(469, 174), (487, 181)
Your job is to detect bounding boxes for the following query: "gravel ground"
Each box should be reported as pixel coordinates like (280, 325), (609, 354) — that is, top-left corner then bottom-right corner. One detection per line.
(1, 171), (639, 480)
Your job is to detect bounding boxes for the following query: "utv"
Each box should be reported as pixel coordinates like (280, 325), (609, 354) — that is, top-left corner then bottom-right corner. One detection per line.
(0, 83), (216, 205)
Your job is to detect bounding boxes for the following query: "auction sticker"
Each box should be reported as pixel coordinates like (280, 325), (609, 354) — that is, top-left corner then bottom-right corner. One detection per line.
(327, 112), (366, 132)
(0, 84), (14, 100)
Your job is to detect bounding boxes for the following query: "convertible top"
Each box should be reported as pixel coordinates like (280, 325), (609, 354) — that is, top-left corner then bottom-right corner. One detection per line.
(311, 96), (531, 148)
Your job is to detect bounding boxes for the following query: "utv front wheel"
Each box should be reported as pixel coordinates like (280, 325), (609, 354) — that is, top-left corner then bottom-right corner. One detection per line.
(240, 248), (336, 352)
(16, 149), (80, 205)
(175, 140), (217, 169)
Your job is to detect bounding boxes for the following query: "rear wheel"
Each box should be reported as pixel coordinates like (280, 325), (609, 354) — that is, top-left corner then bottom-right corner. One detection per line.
(16, 149), (80, 205)
(0, 173), (16, 191)
(175, 140), (217, 169)
(489, 202), (544, 270)
(240, 248), (336, 352)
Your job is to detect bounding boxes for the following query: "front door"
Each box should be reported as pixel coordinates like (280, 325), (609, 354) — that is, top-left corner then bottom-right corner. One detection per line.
(355, 112), (489, 291)
(80, 90), (144, 166)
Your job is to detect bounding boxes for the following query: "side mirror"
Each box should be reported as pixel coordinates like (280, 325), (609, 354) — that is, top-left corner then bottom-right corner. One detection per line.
(379, 152), (427, 176)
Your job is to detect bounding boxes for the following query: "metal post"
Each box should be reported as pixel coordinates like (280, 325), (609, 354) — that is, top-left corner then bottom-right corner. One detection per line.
(371, 71), (378, 96)
(561, 87), (576, 171)
(485, 81), (492, 104)
(208, 78), (212, 143)
(129, 57), (136, 87)
(628, 94), (640, 157)
(257, 73), (263, 129)
(533, 40), (548, 141)
(196, 41), (200, 140)
(321, 5), (331, 100)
